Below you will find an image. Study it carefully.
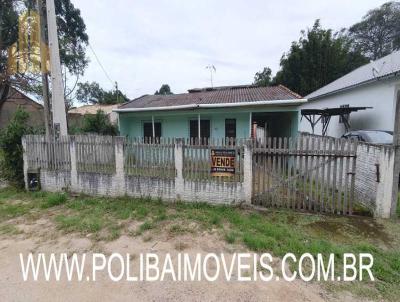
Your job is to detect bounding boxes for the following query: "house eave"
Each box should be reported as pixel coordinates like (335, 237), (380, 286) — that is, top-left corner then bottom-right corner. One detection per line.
(113, 99), (307, 113)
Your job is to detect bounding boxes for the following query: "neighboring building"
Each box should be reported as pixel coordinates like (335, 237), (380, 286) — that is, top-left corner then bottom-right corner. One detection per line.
(0, 87), (43, 129)
(299, 50), (400, 137)
(115, 85), (305, 140)
(68, 104), (119, 128)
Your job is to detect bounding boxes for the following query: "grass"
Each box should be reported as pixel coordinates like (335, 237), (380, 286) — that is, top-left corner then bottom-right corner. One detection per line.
(0, 224), (21, 235)
(224, 231), (237, 244)
(0, 187), (398, 300)
(41, 193), (68, 208)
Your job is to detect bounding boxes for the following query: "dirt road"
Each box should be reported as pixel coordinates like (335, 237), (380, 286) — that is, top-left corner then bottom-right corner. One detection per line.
(0, 216), (363, 302)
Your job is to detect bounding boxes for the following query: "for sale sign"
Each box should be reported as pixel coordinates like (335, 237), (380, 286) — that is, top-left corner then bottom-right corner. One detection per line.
(210, 149), (236, 177)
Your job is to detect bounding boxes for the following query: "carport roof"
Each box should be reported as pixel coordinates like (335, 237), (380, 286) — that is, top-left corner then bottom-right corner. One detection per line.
(116, 85), (303, 112)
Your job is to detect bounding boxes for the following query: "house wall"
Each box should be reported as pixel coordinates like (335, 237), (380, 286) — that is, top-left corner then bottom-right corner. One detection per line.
(118, 106), (299, 139)
(299, 78), (400, 137)
(0, 88), (43, 129)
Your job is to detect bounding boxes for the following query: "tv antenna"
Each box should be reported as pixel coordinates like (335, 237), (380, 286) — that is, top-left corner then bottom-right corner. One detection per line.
(371, 60), (386, 78)
(206, 65), (216, 88)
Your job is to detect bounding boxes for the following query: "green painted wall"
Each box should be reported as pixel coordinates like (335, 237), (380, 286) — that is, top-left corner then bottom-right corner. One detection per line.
(118, 106), (299, 139)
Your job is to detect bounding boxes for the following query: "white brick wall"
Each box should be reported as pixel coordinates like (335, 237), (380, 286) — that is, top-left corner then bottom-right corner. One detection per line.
(351, 143), (395, 217)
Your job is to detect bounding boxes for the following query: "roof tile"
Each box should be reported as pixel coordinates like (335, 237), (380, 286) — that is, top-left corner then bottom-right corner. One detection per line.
(119, 85), (301, 109)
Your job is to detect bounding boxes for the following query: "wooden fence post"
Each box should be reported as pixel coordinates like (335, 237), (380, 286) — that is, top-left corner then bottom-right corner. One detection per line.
(243, 139), (253, 204)
(22, 136), (29, 191)
(69, 136), (78, 192)
(174, 138), (184, 200)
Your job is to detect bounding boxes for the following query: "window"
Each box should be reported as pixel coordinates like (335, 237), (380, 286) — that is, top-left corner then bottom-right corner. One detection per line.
(225, 119), (236, 139)
(189, 120), (210, 140)
(143, 122), (161, 139)
(339, 104), (350, 124)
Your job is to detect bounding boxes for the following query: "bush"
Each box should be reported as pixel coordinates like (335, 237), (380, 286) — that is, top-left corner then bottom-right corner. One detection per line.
(80, 110), (118, 136)
(0, 108), (34, 187)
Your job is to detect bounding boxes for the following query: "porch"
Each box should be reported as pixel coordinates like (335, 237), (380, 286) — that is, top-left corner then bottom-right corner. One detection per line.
(118, 108), (299, 141)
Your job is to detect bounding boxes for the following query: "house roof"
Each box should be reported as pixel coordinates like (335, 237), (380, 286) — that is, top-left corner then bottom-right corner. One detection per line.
(117, 85), (303, 112)
(69, 104), (119, 115)
(7, 87), (43, 109)
(307, 50), (400, 100)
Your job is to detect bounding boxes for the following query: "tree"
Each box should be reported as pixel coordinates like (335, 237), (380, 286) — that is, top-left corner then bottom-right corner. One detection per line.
(0, 108), (35, 187)
(0, 0), (89, 102)
(80, 110), (118, 135)
(155, 84), (173, 95)
(348, 1), (400, 60)
(0, 0), (18, 101)
(75, 81), (127, 105)
(274, 20), (368, 96)
(253, 67), (272, 86)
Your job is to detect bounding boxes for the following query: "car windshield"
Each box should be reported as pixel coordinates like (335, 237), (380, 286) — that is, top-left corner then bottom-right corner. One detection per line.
(364, 131), (393, 144)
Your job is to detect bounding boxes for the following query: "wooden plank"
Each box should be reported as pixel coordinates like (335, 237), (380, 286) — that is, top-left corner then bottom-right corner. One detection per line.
(303, 136), (309, 210)
(343, 140), (351, 215)
(286, 137), (291, 209)
(337, 139), (345, 214)
(320, 137), (327, 213)
(314, 137), (321, 212)
(271, 137), (277, 207)
(331, 139), (338, 213)
(349, 139), (357, 215)
(308, 136), (315, 211)
(266, 137), (272, 206)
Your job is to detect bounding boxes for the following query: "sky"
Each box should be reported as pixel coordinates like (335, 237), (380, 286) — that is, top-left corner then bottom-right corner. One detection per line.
(70, 0), (388, 100)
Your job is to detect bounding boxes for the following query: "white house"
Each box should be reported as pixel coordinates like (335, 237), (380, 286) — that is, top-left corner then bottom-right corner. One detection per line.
(299, 50), (400, 137)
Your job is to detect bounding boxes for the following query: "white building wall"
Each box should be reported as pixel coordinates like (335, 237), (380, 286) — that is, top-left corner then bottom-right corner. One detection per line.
(299, 78), (400, 137)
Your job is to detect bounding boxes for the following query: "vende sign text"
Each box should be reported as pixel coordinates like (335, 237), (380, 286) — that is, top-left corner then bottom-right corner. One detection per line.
(210, 149), (235, 177)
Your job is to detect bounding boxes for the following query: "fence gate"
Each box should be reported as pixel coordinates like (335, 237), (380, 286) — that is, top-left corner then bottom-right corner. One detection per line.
(252, 136), (358, 215)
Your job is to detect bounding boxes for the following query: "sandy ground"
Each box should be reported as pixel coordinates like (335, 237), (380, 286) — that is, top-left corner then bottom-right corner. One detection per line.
(0, 216), (364, 302)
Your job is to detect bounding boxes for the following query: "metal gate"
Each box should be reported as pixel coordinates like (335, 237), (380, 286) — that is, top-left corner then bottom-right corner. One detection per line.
(252, 135), (358, 215)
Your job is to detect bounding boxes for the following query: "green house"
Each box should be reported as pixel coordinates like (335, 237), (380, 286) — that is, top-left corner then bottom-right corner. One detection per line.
(115, 85), (306, 140)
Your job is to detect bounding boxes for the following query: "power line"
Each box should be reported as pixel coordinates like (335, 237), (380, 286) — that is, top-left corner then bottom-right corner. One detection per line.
(88, 43), (115, 87)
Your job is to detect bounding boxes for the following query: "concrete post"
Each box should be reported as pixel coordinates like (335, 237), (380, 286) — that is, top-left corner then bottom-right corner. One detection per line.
(22, 137), (29, 191)
(69, 136), (78, 192)
(375, 147), (395, 218)
(113, 137), (125, 195)
(46, 0), (68, 136)
(243, 139), (253, 204)
(115, 137), (125, 177)
(174, 138), (184, 200)
(390, 89), (400, 218)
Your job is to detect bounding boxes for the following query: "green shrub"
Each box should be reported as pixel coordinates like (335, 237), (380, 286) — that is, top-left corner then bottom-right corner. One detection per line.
(80, 110), (118, 135)
(0, 108), (34, 187)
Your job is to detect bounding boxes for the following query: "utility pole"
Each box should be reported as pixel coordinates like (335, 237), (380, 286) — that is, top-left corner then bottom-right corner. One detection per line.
(37, 0), (52, 138)
(115, 81), (119, 103)
(45, 0), (68, 137)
